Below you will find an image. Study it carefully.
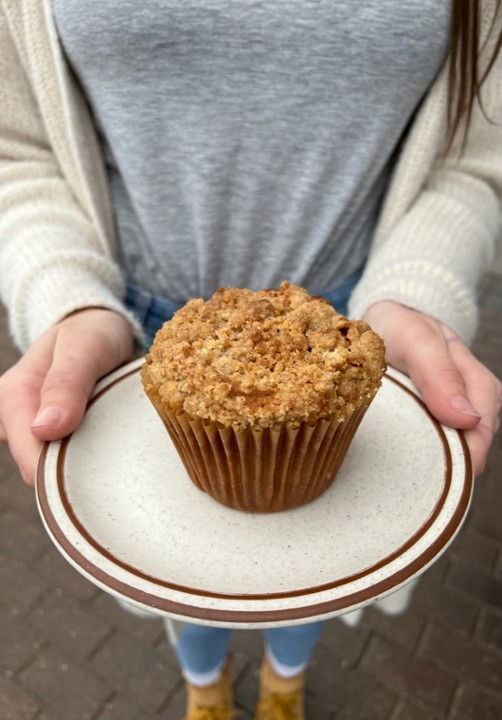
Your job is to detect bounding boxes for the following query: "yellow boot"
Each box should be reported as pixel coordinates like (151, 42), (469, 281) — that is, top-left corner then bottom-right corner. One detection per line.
(254, 653), (306, 720)
(184, 657), (240, 720)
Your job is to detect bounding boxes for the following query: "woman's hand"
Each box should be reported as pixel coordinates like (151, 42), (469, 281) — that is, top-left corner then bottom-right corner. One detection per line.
(0, 309), (134, 486)
(363, 301), (502, 476)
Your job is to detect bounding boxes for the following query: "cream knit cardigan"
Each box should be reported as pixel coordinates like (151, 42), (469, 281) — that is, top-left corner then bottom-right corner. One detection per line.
(1, 0), (501, 352)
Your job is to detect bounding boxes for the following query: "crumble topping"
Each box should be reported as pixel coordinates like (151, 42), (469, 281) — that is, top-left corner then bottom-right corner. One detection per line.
(142, 282), (386, 428)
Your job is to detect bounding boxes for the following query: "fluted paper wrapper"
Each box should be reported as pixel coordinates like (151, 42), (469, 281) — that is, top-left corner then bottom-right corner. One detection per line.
(144, 381), (371, 512)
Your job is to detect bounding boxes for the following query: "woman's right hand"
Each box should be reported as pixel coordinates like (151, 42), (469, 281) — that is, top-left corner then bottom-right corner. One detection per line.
(0, 308), (135, 486)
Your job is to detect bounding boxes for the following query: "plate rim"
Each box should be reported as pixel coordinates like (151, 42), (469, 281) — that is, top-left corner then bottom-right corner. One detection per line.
(36, 360), (473, 625)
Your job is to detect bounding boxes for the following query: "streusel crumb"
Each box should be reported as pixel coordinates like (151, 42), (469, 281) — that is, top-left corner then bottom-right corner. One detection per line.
(142, 282), (386, 428)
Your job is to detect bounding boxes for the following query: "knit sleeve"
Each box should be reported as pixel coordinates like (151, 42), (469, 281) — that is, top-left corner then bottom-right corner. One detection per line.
(0, 8), (143, 352)
(348, 9), (502, 345)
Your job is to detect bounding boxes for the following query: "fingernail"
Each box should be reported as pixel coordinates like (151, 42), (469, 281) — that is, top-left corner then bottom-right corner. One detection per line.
(32, 405), (63, 428)
(450, 395), (482, 418)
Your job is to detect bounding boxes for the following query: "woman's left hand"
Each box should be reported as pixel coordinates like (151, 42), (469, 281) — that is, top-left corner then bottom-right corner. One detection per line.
(362, 300), (502, 476)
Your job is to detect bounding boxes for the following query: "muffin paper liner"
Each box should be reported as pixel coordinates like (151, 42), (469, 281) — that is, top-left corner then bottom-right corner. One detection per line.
(143, 371), (371, 512)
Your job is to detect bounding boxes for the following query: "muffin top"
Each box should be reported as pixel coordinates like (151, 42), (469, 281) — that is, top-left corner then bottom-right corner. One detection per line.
(142, 282), (386, 428)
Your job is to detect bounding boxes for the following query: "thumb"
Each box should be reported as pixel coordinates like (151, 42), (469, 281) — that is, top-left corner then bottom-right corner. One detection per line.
(30, 360), (99, 441)
(31, 311), (130, 440)
(399, 328), (481, 431)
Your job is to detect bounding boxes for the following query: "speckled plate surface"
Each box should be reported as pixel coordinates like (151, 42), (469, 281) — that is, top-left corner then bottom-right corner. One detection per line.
(36, 360), (473, 628)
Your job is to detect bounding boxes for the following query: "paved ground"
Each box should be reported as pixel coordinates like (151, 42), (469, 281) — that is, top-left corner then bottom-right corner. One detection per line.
(0, 273), (501, 720)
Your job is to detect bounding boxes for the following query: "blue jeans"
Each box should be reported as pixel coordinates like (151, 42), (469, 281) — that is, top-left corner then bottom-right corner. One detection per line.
(125, 272), (361, 675)
(172, 621), (325, 677)
(125, 271), (361, 348)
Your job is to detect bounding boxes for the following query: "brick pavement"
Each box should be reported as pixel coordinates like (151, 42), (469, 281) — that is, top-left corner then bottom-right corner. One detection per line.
(0, 273), (501, 720)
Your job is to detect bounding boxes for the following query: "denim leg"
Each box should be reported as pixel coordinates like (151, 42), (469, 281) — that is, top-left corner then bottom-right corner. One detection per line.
(263, 621), (325, 669)
(173, 622), (232, 675)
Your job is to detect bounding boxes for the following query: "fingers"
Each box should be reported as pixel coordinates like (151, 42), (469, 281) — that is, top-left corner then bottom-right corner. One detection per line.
(382, 314), (481, 431)
(363, 302), (501, 477)
(455, 352), (502, 475)
(3, 399), (44, 487)
(412, 336), (481, 429)
(0, 363), (47, 486)
(0, 309), (134, 485)
(418, 324), (501, 475)
(464, 422), (496, 476)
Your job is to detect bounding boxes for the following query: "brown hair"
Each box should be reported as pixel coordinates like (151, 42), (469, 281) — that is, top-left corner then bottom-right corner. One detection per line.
(448, 0), (502, 148)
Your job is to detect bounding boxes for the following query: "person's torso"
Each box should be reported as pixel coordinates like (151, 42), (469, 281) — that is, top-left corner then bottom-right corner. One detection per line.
(53, 0), (450, 300)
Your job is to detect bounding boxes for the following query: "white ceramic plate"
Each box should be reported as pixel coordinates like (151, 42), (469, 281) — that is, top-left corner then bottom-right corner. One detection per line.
(36, 360), (473, 628)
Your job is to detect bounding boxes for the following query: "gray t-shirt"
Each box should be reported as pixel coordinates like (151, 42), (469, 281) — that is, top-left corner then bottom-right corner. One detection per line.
(53, 0), (449, 301)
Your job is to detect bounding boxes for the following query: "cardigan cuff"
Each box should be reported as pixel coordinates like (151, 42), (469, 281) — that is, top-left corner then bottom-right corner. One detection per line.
(348, 259), (479, 345)
(8, 262), (145, 351)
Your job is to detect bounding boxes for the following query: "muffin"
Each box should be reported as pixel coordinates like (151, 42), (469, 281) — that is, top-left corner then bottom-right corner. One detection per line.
(141, 281), (386, 512)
